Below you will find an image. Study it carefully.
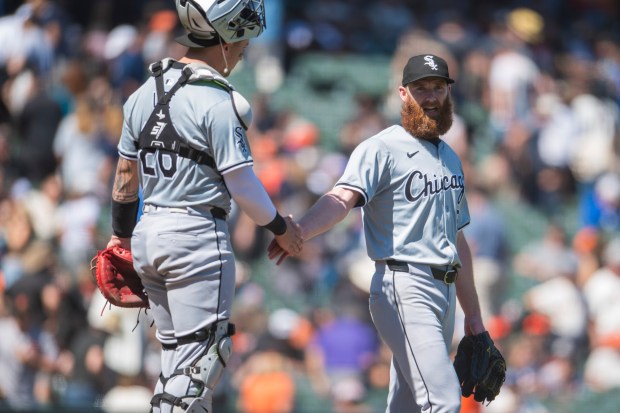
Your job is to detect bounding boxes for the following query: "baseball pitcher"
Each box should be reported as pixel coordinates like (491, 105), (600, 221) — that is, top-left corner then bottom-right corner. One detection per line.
(269, 54), (505, 412)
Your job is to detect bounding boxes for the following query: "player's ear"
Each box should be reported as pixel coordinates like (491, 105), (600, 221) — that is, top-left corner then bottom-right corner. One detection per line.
(398, 85), (410, 102)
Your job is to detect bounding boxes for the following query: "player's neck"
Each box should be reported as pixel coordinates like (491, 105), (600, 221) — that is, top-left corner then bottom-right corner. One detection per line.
(415, 135), (441, 146)
(180, 48), (226, 75)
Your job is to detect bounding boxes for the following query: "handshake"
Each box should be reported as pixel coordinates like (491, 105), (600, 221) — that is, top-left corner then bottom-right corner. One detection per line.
(265, 189), (355, 264)
(267, 215), (304, 265)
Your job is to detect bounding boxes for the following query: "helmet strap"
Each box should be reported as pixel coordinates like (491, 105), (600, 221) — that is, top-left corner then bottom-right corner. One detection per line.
(218, 37), (229, 75)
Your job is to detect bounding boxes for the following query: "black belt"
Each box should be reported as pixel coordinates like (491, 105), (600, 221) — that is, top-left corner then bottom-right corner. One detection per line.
(210, 207), (227, 220)
(385, 260), (458, 284)
(142, 204), (227, 220)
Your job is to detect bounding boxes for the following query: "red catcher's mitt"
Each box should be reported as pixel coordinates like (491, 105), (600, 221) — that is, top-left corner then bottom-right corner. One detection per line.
(90, 246), (148, 308)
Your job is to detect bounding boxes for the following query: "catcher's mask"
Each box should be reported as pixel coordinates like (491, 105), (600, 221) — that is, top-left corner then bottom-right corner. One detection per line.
(175, 0), (266, 47)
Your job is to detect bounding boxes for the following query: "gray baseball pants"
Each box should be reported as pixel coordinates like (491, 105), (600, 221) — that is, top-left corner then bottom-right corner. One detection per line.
(369, 261), (461, 413)
(131, 205), (235, 412)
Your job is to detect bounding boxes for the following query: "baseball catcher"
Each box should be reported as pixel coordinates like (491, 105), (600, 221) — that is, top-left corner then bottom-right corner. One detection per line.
(91, 246), (149, 308)
(453, 331), (506, 404)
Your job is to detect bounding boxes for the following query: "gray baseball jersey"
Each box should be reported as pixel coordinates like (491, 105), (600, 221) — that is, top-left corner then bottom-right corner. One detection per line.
(335, 124), (470, 267)
(117, 62), (252, 214)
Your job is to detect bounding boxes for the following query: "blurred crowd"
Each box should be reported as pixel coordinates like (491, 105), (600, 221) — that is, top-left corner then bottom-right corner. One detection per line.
(0, 0), (619, 412)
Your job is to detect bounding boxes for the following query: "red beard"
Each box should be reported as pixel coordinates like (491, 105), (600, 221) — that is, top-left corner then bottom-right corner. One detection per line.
(400, 95), (453, 140)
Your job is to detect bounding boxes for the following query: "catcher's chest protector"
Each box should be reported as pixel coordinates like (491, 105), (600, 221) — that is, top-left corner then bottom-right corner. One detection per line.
(137, 61), (217, 170)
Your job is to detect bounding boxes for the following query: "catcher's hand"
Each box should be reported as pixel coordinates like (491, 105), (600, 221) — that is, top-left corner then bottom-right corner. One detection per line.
(90, 246), (149, 308)
(454, 331), (506, 404)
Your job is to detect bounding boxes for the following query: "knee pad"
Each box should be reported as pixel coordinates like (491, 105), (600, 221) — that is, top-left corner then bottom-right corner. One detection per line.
(196, 321), (233, 391)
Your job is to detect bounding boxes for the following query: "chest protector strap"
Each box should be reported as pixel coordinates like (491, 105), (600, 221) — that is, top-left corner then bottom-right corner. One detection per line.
(137, 60), (217, 168)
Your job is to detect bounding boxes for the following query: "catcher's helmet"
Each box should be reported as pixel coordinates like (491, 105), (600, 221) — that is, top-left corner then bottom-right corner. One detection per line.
(175, 0), (266, 46)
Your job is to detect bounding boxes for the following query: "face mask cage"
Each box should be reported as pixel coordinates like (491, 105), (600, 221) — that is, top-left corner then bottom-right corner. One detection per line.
(225, 0), (266, 41)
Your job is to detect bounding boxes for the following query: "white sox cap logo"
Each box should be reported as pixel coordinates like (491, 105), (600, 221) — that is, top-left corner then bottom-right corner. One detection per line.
(424, 55), (438, 70)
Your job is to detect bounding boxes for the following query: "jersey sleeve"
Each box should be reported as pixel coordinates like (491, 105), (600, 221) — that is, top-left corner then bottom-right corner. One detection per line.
(206, 99), (253, 174)
(335, 138), (388, 207)
(117, 94), (140, 160)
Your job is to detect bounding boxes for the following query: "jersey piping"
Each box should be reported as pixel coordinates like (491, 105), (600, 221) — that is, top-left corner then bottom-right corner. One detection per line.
(334, 183), (368, 207)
